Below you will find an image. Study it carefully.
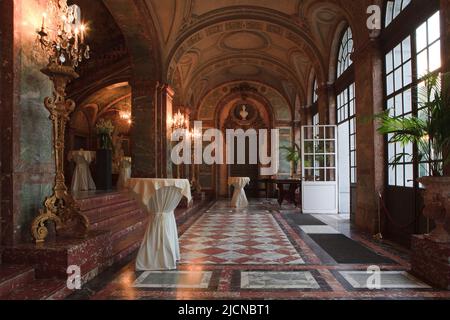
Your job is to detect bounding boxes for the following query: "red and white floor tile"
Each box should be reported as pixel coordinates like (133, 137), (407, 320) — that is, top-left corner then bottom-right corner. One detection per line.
(67, 200), (450, 300)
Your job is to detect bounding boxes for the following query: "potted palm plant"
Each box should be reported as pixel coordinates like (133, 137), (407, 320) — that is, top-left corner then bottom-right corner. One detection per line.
(377, 73), (450, 243)
(281, 143), (301, 178)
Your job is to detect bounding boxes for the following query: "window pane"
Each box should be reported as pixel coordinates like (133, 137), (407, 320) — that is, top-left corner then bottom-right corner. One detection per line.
(416, 22), (428, 52)
(393, 44), (402, 68)
(405, 164), (414, 187)
(428, 12), (440, 44)
(403, 61), (412, 86)
(386, 0), (411, 27)
(429, 41), (441, 72)
(394, 68), (403, 91)
(417, 50), (428, 77)
(386, 52), (393, 73)
(389, 166), (396, 186)
(396, 165), (404, 186)
(395, 93), (403, 116)
(402, 37), (411, 61)
(403, 89), (412, 114)
(387, 73), (394, 95)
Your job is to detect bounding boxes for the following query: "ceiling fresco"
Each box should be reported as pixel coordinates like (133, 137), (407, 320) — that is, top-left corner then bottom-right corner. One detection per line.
(72, 0), (373, 116)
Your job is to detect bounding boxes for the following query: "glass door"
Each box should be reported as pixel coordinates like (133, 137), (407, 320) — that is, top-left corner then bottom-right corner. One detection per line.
(301, 125), (339, 214)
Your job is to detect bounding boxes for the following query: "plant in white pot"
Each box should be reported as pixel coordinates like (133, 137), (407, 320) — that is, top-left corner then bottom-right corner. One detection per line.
(377, 73), (450, 243)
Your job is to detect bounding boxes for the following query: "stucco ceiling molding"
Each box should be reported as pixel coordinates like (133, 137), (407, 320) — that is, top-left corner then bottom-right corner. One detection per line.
(196, 80), (293, 122)
(166, 9), (326, 82)
(187, 52), (302, 91)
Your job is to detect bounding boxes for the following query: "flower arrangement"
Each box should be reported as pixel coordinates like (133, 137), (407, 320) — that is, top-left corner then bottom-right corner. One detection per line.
(96, 119), (115, 150)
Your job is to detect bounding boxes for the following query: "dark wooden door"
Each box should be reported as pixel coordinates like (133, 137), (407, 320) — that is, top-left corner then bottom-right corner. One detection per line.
(229, 139), (259, 197)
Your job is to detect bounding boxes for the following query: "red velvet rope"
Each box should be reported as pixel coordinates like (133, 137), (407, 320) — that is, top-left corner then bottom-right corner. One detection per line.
(378, 193), (417, 230)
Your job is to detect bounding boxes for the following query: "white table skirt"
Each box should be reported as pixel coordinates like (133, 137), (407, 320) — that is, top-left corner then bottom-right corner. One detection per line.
(127, 178), (191, 271)
(68, 150), (96, 192)
(228, 177), (250, 208)
(117, 157), (132, 190)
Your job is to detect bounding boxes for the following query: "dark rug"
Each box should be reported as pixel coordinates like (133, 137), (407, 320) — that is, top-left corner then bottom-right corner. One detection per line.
(308, 234), (395, 264)
(288, 214), (326, 226)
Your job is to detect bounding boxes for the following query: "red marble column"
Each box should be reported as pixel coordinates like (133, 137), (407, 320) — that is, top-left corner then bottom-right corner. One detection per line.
(130, 80), (158, 178)
(0, 0), (14, 245)
(130, 81), (174, 178)
(316, 83), (336, 125)
(1, 0), (56, 244)
(351, 39), (385, 234)
(316, 84), (330, 125)
(158, 85), (174, 178)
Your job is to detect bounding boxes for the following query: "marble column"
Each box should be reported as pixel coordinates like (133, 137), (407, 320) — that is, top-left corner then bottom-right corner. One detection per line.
(1, 0), (55, 244)
(316, 83), (334, 125)
(351, 39), (385, 233)
(130, 80), (158, 178)
(316, 85), (327, 125)
(130, 80), (174, 178)
(156, 84), (174, 178)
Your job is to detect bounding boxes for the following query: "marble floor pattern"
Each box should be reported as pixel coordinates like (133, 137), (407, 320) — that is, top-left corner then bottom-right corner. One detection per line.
(67, 200), (450, 300)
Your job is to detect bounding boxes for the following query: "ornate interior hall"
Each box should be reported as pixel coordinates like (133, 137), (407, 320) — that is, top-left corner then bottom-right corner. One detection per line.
(1, 0), (450, 301)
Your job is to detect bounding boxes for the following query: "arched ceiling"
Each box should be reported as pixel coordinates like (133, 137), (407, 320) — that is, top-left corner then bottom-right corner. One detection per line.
(140, 0), (349, 106)
(74, 82), (131, 127)
(92, 0), (372, 109)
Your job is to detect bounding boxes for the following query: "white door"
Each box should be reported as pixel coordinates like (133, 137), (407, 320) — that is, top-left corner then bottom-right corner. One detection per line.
(301, 125), (338, 214)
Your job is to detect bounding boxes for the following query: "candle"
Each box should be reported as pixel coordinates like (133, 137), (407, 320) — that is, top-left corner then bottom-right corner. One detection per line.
(41, 13), (46, 30)
(80, 24), (85, 44)
(74, 27), (79, 49)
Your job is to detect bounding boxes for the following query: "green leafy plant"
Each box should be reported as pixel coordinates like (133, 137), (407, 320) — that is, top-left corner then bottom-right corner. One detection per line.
(281, 143), (301, 173)
(376, 72), (450, 177)
(96, 119), (115, 150)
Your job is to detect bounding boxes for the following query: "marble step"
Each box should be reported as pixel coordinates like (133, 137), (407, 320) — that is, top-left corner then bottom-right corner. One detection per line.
(112, 223), (147, 263)
(75, 192), (131, 212)
(0, 264), (35, 297)
(0, 278), (67, 300)
(90, 207), (145, 231)
(108, 212), (148, 242)
(86, 200), (141, 225)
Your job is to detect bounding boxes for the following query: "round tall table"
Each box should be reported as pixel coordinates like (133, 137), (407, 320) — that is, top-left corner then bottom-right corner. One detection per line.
(68, 150), (96, 192)
(228, 177), (251, 208)
(117, 157), (132, 190)
(127, 178), (191, 271)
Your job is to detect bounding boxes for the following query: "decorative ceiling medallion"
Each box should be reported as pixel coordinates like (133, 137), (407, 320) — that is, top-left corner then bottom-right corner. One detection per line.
(220, 31), (269, 51)
(228, 64), (261, 76)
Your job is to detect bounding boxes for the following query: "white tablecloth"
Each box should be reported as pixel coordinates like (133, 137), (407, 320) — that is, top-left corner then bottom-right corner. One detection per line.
(68, 150), (96, 192)
(228, 177), (250, 208)
(127, 178), (191, 271)
(117, 157), (132, 190)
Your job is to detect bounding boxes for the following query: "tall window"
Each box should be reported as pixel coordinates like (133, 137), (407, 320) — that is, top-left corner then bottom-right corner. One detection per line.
(337, 84), (357, 183)
(385, 0), (411, 27)
(336, 26), (356, 185)
(337, 27), (354, 78)
(311, 77), (319, 125)
(384, 11), (441, 187)
(312, 78), (318, 104)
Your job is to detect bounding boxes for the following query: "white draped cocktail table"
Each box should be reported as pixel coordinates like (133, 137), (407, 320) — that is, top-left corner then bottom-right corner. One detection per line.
(68, 150), (96, 192)
(127, 178), (191, 271)
(228, 177), (250, 208)
(117, 157), (132, 190)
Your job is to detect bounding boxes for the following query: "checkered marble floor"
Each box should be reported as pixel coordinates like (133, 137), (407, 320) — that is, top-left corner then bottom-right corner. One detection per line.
(179, 207), (304, 265)
(67, 200), (450, 300)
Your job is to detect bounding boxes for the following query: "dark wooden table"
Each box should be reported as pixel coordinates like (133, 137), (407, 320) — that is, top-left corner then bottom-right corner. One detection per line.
(259, 179), (302, 207)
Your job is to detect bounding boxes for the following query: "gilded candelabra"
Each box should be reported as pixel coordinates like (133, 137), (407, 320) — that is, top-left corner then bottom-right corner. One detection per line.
(31, 0), (90, 243)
